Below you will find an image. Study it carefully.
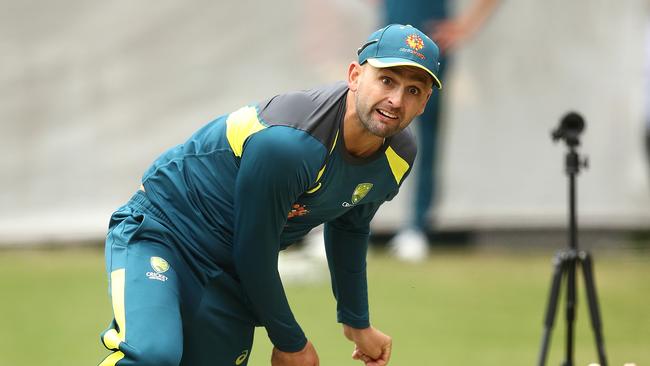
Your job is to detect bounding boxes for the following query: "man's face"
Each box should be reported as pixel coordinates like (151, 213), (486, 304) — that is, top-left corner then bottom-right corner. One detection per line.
(348, 62), (433, 138)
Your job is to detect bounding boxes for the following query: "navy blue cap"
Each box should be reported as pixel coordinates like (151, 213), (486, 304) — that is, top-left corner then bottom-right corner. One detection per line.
(358, 24), (442, 89)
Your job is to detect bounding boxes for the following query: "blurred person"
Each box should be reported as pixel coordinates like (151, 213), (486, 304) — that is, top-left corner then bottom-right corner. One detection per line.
(98, 24), (441, 366)
(385, 0), (499, 261)
(284, 0), (375, 263)
(646, 14), (650, 175)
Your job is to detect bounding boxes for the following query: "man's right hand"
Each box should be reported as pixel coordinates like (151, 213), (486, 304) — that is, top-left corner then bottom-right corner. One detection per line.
(271, 340), (319, 366)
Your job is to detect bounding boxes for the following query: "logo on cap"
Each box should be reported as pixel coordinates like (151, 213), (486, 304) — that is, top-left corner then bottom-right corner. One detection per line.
(406, 34), (424, 51)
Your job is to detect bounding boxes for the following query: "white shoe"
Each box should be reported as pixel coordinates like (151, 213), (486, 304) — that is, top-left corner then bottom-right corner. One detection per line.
(277, 249), (326, 284)
(301, 227), (327, 260)
(277, 227), (328, 284)
(388, 228), (429, 262)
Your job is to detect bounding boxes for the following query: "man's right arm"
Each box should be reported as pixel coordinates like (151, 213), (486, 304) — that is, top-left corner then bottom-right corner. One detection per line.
(232, 126), (326, 352)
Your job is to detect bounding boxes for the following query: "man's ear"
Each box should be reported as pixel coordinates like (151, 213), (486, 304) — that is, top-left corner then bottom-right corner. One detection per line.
(416, 89), (433, 116)
(347, 62), (362, 92)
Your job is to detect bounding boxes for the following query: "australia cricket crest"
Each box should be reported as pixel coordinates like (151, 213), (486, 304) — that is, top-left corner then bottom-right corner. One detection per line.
(147, 256), (170, 282)
(342, 183), (373, 207)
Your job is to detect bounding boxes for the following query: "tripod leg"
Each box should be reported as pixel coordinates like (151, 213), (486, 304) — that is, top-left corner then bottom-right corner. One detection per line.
(579, 252), (609, 366)
(564, 251), (578, 366)
(537, 252), (567, 366)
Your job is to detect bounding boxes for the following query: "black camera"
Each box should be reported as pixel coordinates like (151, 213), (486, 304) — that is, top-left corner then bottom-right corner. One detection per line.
(551, 111), (585, 147)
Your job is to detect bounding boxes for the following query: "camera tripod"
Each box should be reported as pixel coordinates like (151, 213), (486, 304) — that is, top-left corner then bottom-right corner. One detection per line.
(537, 112), (608, 366)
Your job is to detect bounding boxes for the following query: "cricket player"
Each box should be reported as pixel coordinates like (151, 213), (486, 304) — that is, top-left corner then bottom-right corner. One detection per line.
(98, 23), (442, 366)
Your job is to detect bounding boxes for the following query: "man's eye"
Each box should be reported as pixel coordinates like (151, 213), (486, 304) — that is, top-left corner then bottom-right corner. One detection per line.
(409, 87), (419, 95)
(381, 77), (391, 85)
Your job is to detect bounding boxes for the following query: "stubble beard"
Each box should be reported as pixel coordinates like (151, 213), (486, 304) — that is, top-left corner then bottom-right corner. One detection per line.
(355, 97), (400, 139)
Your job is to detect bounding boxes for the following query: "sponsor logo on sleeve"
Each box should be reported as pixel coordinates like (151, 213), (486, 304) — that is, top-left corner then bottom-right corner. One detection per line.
(235, 350), (249, 365)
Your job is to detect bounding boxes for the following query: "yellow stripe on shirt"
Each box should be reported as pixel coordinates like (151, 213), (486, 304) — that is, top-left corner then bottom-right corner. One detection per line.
(226, 106), (267, 157)
(385, 146), (410, 185)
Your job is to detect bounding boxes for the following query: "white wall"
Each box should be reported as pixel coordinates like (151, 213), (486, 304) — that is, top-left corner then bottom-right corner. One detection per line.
(1, 0), (648, 243)
(377, 0), (650, 230)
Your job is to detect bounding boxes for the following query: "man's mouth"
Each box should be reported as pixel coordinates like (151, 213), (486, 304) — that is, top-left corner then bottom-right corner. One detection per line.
(376, 108), (398, 120)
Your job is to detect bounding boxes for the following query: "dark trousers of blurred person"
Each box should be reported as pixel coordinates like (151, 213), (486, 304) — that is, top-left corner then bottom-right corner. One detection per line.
(384, 0), (448, 262)
(645, 18), (650, 181)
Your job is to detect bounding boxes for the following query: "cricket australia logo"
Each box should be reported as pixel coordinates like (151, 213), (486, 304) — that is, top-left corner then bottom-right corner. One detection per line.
(342, 183), (373, 207)
(146, 256), (169, 282)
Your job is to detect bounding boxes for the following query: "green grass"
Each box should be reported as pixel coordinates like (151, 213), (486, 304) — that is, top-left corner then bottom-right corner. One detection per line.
(0, 246), (648, 365)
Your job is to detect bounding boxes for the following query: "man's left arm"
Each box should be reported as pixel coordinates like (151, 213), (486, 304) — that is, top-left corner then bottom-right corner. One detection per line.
(324, 201), (392, 365)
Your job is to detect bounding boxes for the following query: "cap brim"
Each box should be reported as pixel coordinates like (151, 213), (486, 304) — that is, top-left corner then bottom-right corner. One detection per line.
(367, 58), (442, 89)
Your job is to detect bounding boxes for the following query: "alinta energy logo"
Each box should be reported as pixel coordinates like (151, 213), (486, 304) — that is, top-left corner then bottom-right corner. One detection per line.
(146, 256), (170, 282)
(406, 34), (424, 51)
(400, 34), (426, 60)
(287, 203), (309, 219)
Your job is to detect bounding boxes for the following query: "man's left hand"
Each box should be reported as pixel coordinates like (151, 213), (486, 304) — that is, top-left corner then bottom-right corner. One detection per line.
(343, 325), (392, 366)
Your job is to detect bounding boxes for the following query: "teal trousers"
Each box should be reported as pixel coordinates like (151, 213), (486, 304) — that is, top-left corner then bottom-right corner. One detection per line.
(98, 192), (257, 366)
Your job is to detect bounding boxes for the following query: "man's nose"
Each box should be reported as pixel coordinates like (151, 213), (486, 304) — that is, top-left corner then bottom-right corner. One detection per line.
(386, 88), (404, 108)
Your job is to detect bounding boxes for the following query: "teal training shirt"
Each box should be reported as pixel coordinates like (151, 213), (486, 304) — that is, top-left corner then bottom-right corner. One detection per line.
(139, 81), (416, 352)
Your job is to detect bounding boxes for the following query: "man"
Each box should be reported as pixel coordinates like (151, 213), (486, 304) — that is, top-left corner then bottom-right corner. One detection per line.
(98, 24), (442, 366)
